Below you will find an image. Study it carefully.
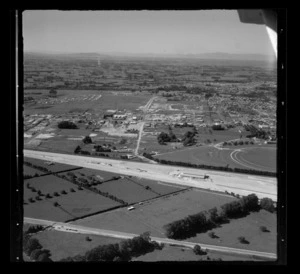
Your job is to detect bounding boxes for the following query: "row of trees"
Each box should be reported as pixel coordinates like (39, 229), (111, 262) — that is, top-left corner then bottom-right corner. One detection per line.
(55, 172), (128, 205)
(142, 153), (276, 177)
(164, 194), (260, 240)
(223, 140), (254, 146)
(157, 125), (197, 147)
(24, 173), (39, 179)
(60, 232), (163, 262)
(26, 180), (76, 204)
(244, 124), (270, 140)
(24, 161), (51, 173)
(57, 121), (78, 129)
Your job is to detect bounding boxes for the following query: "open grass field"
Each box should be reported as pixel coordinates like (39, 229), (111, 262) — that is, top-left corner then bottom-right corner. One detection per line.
(33, 137), (82, 154)
(24, 200), (76, 222)
(24, 157), (80, 173)
(72, 189), (236, 238)
(24, 175), (76, 201)
(234, 147), (276, 171)
(24, 174), (122, 222)
(155, 144), (276, 172)
(188, 210), (277, 253)
(95, 178), (158, 204)
(32, 229), (121, 261)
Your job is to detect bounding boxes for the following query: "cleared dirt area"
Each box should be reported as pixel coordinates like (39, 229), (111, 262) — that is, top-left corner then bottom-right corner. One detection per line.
(72, 189), (236, 237)
(34, 229), (121, 261)
(188, 210), (277, 253)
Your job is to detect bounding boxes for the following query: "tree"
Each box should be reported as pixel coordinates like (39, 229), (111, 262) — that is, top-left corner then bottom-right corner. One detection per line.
(239, 194), (259, 212)
(238, 236), (249, 244)
(260, 226), (269, 232)
(53, 202), (59, 207)
(83, 136), (92, 144)
(37, 253), (53, 262)
(208, 231), (217, 239)
(260, 197), (275, 213)
(74, 145), (81, 154)
(208, 207), (219, 223)
(119, 138), (127, 145)
(157, 132), (171, 145)
(193, 245), (204, 255)
(24, 238), (42, 256)
(30, 249), (44, 260)
(221, 200), (244, 218)
(49, 88), (57, 97)
(58, 121), (78, 129)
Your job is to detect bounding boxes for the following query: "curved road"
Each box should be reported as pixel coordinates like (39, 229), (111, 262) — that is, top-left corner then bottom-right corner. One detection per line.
(24, 217), (276, 260)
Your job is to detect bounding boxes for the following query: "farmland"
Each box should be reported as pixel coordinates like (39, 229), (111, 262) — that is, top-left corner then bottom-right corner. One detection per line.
(24, 89), (151, 115)
(71, 187), (276, 254)
(24, 174), (122, 222)
(188, 210), (277, 253)
(60, 167), (186, 204)
(22, 52), (278, 261)
(33, 230), (121, 261)
(72, 189), (237, 237)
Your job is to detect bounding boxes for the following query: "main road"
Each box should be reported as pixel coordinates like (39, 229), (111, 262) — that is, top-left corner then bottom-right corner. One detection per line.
(24, 149), (277, 201)
(24, 217), (276, 260)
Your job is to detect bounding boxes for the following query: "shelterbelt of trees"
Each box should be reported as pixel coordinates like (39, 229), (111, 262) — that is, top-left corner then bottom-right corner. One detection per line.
(143, 153), (276, 177)
(59, 232), (163, 262)
(164, 194), (275, 240)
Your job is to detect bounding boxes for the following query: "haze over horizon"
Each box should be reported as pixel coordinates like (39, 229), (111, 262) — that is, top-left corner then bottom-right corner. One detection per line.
(23, 10), (275, 60)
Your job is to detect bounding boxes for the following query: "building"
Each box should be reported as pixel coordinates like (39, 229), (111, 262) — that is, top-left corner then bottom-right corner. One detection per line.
(113, 114), (127, 120)
(177, 172), (208, 180)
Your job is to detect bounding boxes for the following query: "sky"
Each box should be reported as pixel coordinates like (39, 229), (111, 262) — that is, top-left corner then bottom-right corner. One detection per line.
(23, 10), (275, 56)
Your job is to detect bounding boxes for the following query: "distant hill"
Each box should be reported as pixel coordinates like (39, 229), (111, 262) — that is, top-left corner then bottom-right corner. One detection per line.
(182, 52), (276, 62)
(24, 51), (276, 63)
